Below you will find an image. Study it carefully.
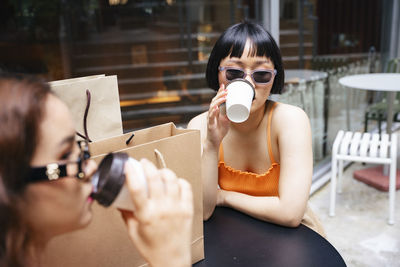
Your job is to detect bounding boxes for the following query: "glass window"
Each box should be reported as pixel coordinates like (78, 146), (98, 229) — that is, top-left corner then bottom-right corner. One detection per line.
(0, 0), (385, 172)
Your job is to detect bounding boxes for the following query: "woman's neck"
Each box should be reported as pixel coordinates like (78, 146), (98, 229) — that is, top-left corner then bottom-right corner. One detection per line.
(26, 243), (44, 267)
(230, 101), (268, 133)
(27, 233), (51, 267)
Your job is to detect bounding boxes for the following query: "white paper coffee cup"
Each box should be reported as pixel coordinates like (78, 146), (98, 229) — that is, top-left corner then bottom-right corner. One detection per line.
(112, 158), (147, 211)
(225, 79), (255, 123)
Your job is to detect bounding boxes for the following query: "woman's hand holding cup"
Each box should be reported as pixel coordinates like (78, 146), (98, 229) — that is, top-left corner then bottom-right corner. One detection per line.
(121, 159), (193, 267)
(206, 84), (230, 149)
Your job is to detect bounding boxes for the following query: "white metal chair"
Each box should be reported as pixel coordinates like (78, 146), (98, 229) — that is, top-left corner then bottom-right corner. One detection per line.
(330, 130), (397, 225)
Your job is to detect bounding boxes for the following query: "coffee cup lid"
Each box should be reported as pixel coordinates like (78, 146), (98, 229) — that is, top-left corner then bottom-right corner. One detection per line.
(91, 152), (128, 207)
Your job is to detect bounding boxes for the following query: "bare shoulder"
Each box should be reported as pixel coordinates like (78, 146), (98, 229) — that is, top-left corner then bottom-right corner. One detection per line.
(187, 112), (208, 137)
(187, 112), (207, 129)
(273, 102), (311, 131)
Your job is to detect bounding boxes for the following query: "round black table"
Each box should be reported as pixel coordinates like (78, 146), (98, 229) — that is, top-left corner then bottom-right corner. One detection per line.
(194, 207), (346, 267)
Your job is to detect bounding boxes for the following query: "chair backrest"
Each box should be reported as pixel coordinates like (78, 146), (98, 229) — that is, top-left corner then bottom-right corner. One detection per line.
(386, 58), (400, 73)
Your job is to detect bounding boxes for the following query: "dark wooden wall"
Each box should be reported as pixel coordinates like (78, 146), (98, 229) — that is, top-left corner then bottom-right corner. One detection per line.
(317, 0), (383, 54)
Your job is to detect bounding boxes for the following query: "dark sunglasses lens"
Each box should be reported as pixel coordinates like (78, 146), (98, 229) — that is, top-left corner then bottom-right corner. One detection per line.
(83, 150), (91, 161)
(226, 69), (245, 80)
(253, 71), (272, 83)
(77, 141), (90, 160)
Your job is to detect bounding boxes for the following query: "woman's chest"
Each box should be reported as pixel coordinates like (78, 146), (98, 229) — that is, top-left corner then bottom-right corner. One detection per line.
(222, 136), (272, 174)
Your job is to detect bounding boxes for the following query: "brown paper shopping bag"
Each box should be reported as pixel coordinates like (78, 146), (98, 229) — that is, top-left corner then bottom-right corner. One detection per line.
(42, 123), (204, 267)
(48, 74), (106, 86)
(49, 75), (123, 141)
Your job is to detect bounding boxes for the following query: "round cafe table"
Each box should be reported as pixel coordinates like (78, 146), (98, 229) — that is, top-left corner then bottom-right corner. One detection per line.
(339, 73), (400, 135)
(194, 207), (346, 267)
(338, 73), (400, 192)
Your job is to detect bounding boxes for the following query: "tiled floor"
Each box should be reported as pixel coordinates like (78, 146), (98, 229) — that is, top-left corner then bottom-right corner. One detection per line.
(309, 163), (400, 267)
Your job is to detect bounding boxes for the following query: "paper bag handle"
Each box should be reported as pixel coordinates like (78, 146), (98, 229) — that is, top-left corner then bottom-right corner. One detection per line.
(124, 133), (166, 168)
(154, 149), (167, 169)
(76, 90), (92, 142)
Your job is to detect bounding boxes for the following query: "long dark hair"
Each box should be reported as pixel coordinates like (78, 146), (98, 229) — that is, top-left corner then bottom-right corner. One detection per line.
(0, 73), (50, 267)
(206, 21), (284, 94)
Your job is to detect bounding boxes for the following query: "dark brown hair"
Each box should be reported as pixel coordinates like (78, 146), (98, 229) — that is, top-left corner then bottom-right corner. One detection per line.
(0, 73), (50, 267)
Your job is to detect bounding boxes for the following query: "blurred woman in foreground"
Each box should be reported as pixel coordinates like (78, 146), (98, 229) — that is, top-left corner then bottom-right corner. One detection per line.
(0, 74), (193, 267)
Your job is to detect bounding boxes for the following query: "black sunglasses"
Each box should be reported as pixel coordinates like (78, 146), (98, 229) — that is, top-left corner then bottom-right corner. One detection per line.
(26, 141), (91, 183)
(219, 66), (277, 84)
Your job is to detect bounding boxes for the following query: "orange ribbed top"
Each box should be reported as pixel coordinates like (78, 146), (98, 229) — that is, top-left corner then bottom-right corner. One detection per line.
(218, 102), (280, 197)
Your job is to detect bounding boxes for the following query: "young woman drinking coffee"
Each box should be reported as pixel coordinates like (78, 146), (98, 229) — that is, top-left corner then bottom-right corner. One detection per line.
(188, 21), (324, 236)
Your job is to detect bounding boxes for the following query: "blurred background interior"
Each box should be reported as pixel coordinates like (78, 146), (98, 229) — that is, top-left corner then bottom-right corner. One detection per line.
(1, 0), (399, 192)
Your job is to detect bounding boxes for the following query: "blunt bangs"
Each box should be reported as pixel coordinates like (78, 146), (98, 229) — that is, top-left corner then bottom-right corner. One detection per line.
(206, 21), (284, 94)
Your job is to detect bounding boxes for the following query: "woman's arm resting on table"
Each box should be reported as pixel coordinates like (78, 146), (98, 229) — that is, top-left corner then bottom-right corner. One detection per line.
(218, 105), (313, 227)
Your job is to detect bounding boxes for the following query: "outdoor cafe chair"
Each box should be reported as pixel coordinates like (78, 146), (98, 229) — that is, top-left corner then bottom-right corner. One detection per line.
(330, 130), (397, 225)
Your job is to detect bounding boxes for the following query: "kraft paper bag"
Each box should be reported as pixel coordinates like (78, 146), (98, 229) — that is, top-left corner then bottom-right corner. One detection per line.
(49, 75), (123, 141)
(42, 123), (204, 267)
(48, 74), (106, 86)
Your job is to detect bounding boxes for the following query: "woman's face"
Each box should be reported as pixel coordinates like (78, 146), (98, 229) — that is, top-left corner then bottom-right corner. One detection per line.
(218, 40), (275, 114)
(22, 94), (96, 240)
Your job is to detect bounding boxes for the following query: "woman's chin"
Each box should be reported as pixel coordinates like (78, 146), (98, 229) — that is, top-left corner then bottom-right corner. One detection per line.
(78, 211), (93, 230)
(83, 202), (94, 225)
(47, 210), (93, 239)
(76, 201), (94, 230)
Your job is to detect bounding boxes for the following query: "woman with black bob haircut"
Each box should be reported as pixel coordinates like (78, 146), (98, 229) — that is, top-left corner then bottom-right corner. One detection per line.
(206, 21), (284, 95)
(188, 21), (325, 236)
